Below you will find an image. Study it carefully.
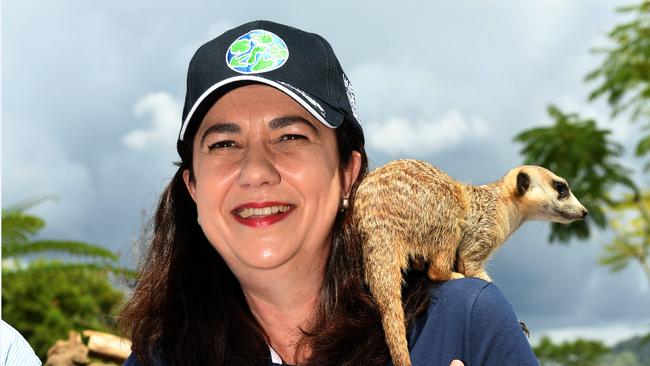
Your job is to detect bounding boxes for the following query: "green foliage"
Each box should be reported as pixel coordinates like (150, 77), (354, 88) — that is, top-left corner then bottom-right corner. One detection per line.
(586, 0), (650, 174)
(599, 191), (650, 283)
(2, 260), (124, 360)
(534, 336), (610, 366)
(611, 332), (650, 365)
(2, 199), (47, 247)
(3, 240), (119, 260)
(599, 351), (643, 366)
(514, 105), (635, 242)
(586, 1), (650, 123)
(1, 199), (133, 360)
(534, 332), (650, 366)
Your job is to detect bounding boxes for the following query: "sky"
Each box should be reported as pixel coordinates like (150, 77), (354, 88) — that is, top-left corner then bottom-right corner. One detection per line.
(2, 0), (649, 346)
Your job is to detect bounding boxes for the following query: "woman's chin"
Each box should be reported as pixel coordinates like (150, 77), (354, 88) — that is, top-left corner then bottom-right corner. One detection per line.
(233, 247), (297, 271)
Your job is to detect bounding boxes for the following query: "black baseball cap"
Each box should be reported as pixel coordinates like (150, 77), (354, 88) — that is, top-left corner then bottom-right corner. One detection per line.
(177, 20), (363, 158)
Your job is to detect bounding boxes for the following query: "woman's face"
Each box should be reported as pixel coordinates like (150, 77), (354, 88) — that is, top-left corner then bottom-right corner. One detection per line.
(183, 84), (361, 276)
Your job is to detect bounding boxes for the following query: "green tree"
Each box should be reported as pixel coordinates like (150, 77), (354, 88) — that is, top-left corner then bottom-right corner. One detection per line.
(2, 261), (124, 359)
(586, 2), (650, 127)
(534, 336), (610, 366)
(1, 199), (132, 359)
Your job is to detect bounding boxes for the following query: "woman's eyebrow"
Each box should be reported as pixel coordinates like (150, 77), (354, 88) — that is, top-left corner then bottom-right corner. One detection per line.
(200, 122), (240, 145)
(269, 115), (320, 135)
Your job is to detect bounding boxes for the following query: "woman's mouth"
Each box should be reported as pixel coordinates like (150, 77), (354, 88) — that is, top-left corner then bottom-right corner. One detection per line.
(236, 205), (292, 218)
(232, 203), (295, 228)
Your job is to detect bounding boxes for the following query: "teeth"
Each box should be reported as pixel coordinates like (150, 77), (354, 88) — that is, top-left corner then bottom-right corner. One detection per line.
(237, 205), (291, 219)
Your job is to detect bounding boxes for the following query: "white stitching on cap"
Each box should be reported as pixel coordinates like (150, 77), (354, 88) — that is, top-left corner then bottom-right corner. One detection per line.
(343, 73), (360, 123)
(277, 81), (325, 115)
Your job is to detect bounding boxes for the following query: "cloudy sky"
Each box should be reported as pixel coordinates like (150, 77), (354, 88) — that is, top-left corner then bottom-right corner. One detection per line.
(3, 0), (649, 346)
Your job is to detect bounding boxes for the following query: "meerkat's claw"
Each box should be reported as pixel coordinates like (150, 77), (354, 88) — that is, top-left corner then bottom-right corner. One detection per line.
(519, 320), (530, 338)
(451, 272), (465, 280)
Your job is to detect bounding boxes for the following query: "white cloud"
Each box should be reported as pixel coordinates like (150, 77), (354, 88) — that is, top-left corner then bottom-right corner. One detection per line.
(365, 110), (489, 156)
(123, 92), (182, 150)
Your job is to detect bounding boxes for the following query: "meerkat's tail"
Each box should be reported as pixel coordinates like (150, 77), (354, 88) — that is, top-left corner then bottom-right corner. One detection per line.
(364, 237), (412, 366)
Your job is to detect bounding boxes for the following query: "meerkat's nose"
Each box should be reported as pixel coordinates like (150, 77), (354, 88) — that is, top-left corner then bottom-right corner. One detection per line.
(581, 209), (588, 219)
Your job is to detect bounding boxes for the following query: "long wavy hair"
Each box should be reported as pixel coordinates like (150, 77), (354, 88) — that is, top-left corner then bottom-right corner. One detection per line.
(119, 115), (433, 365)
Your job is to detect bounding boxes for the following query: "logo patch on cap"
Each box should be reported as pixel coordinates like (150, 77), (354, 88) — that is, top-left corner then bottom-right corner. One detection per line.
(226, 30), (289, 74)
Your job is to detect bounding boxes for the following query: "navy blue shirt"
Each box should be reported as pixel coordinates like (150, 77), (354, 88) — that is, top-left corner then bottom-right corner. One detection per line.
(124, 278), (538, 366)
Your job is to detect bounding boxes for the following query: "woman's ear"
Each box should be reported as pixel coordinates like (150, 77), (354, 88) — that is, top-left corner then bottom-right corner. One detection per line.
(182, 169), (197, 203)
(341, 151), (362, 197)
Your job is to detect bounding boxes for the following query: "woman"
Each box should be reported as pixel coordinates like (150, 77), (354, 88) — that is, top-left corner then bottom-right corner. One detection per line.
(120, 20), (537, 366)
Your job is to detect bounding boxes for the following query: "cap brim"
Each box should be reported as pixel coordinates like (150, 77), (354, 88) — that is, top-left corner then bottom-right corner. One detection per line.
(179, 75), (342, 141)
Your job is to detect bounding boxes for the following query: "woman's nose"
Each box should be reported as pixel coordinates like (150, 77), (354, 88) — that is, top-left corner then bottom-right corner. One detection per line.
(237, 146), (281, 188)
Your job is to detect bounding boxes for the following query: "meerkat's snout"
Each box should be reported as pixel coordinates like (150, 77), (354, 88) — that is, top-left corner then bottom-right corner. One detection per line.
(551, 179), (588, 223)
(555, 196), (588, 223)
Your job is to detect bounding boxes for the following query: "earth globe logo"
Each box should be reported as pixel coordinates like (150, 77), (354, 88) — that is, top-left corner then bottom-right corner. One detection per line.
(226, 30), (289, 74)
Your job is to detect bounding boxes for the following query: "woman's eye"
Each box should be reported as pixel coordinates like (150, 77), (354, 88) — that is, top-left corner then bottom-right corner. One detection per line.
(279, 134), (307, 142)
(208, 140), (237, 150)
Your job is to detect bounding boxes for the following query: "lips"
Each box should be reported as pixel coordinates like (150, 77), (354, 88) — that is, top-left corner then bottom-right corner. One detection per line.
(231, 201), (295, 228)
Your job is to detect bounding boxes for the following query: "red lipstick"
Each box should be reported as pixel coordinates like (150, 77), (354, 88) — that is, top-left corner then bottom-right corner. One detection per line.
(232, 201), (295, 228)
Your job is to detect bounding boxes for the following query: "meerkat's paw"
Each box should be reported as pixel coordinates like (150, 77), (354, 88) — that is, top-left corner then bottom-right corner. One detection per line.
(451, 272), (465, 280)
(474, 271), (492, 282)
(410, 257), (426, 272)
(519, 320), (530, 338)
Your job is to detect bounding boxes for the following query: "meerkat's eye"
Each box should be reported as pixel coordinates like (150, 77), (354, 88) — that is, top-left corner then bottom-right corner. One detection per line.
(554, 181), (569, 199)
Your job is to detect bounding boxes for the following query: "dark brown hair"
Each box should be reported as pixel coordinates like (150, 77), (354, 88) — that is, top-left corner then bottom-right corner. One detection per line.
(119, 115), (433, 365)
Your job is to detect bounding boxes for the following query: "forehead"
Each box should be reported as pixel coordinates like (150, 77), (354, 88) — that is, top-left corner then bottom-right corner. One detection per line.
(198, 84), (321, 129)
(535, 167), (565, 184)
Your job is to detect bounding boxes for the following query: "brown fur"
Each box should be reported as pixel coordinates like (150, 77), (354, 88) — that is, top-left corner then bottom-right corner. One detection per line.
(352, 159), (586, 366)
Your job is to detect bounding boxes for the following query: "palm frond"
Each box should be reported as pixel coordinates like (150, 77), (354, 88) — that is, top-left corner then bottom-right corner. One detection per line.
(3, 240), (119, 261)
(2, 211), (45, 247)
(2, 261), (136, 279)
(3, 196), (57, 213)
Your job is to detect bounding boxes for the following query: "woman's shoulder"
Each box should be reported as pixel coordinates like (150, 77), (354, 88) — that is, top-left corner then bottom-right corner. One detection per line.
(124, 353), (146, 366)
(123, 352), (169, 366)
(405, 278), (538, 366)
(408, 278), (503, 341)
(432, 277), (517, 314)
(430, 276), (495, 302)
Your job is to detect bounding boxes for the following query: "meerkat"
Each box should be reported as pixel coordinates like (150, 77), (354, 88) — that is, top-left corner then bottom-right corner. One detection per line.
(351, 159), (587, 366)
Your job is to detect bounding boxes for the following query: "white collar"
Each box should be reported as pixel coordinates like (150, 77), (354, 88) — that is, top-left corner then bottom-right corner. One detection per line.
(268, 344), (283, 364)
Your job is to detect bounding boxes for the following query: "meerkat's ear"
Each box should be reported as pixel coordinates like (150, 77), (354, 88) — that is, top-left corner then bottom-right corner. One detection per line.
(517, 171), (530, 196)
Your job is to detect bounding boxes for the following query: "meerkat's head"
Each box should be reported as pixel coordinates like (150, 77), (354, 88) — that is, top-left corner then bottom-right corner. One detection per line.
(505, 165), (588, 223)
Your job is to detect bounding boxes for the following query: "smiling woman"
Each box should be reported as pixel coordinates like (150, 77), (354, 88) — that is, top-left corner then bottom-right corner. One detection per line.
(184, 85), (354, 276)
(119, 20), (536, 366)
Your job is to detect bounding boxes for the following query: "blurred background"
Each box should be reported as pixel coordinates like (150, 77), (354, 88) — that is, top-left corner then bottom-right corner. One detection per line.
(2, 0), (649, 364)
